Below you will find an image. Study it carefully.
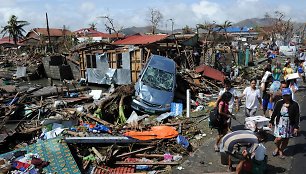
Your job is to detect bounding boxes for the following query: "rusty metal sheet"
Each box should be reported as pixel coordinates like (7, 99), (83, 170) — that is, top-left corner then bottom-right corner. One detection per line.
(113, 35), (169, 45)
(195, 65), (225, 82)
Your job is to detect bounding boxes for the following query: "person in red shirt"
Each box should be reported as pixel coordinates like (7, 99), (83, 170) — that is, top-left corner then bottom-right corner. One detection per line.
(214, 92), (234, 152)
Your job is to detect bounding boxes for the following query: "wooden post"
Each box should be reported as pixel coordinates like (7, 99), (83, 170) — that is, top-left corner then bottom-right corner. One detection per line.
(46, 13), (52, 51)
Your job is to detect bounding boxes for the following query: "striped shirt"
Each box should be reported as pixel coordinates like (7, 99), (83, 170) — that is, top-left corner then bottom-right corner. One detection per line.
(220, 130), (259, 155)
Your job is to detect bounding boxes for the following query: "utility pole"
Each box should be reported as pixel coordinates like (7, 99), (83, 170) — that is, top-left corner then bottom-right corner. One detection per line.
(46, 12), (51, 51)
(169, 19), (174, 35)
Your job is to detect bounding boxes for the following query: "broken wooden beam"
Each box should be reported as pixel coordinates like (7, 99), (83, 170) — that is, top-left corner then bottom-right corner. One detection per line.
(84, 114), (114, 128)
(135, 154), (164, 158)
(92, 147), (106, 162)
(65, 136), (143, 144)
(115, 161), (179, 165)
(116, 146), (155, 158)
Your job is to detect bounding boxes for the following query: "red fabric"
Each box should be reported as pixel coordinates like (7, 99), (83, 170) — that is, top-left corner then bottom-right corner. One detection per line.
(219, 101), (229, 113)
(242, 160), (252, 172)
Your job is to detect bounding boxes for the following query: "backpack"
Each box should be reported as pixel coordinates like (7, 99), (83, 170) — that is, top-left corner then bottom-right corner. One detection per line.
(209, 107), (221, 129)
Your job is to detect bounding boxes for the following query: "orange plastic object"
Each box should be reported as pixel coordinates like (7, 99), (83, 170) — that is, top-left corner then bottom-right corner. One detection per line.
(124, 126), (178, 140)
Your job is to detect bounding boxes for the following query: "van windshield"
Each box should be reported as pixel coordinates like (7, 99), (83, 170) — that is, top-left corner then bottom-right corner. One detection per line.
(141, 66), (174, 91)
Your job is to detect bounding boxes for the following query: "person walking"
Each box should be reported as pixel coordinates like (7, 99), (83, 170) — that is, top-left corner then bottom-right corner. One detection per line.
(283, 62), (293, 80)
(216, 78), (239, 114)
(287, 79), (298, 101)
(269, 88), (300, 159)
(261, 75), (273, 117)
(240, 78), (262, 117)
(214, 92), (233, 152)
(272, 61), (282, 81)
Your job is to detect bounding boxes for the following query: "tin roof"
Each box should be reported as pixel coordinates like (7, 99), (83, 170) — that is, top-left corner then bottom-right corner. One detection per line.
(0, 36), (15, 45)
(74, 28), (124, 39)
(93, 164), (135, 174)
(28, 28), (72, 37)
(112, 34), (169, 45)
(195, 65), (225, 82)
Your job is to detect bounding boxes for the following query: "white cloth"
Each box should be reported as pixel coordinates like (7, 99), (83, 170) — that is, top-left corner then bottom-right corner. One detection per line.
(253, 143), (266, 161)
(289, 83), (298, 101)
(219, 88), (238, 111)
(299, 52), (306, 61)
(243, 87), (261, 109)
(303, 61), (306, 77)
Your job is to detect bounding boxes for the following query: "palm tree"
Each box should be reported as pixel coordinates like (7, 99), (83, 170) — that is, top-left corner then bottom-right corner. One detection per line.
(197, 21), (217, 64)
(89, 22), (97, 30)
(216, 20), (236, 65)
(216, 20), (232, 43)
(1, 15), (29, 45)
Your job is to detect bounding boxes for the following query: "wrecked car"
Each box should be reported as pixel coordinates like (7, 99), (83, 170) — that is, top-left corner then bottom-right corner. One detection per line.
(131, 55), (176, 113)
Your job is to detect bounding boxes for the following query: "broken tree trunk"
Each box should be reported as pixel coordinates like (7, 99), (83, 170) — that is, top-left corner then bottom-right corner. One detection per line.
(117, 95), (126, 124)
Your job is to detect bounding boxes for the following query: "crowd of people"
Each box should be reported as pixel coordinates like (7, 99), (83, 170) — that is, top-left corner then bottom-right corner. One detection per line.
(211, 52), (304, 173)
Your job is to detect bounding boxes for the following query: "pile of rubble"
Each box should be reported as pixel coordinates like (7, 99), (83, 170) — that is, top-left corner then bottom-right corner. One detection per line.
(0, 66), (226, 173)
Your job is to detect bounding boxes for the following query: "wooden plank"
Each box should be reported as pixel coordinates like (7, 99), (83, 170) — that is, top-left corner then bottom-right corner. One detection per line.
(85, 114), (114, 128)
(135, 154), (164, 158)
(116, 146), (155, 158)
(115, 161), (179, 165)
(92, 147), (106, 162)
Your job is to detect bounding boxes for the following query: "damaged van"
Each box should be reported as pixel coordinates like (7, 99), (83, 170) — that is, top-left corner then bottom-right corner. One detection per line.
(131, 55), (176, 113)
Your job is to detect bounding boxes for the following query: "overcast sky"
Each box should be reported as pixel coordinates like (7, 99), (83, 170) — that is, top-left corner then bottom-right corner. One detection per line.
(0, 0), (305, 33)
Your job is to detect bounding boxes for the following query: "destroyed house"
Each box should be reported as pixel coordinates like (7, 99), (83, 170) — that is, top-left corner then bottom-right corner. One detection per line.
(0, 36), (23, 49)
(73, 28), (124, 43)
(71, 34), (175, 84)
(70, 33), (202, 84)
(20, 28), (72, 46)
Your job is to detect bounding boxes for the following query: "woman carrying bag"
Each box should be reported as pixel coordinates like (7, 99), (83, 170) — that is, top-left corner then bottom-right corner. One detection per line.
(269, 88), (300, 159)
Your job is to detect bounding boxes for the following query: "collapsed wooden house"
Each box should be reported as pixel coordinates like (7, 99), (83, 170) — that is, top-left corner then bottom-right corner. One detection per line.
(69, 33), (201, 85)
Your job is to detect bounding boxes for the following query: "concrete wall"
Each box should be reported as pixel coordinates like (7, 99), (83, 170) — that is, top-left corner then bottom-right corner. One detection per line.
(42, 56), (74, 80)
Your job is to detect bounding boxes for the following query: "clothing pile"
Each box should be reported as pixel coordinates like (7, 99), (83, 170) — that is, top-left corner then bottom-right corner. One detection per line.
(0, 151), (49, 174)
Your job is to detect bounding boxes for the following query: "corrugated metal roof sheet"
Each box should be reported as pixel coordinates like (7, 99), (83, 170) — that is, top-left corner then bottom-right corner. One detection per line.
(94, 165), (135, 174)
(74, 28), (124, 39)
(214, 27), (249, 33)
(94, 158), (135, 174)
(113, 34), (169, 45)
(0, 36), (23, 45)
(0, 36), (15, 45)
(195, 65), (225, 82)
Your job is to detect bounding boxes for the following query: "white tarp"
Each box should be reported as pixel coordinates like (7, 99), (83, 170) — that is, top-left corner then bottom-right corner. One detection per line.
(89, 90), (103, 100)
(87, 68), (116, 84)
(15, 66), (27, 78)
(114, 69), (131, 84)
(86, 53), (131, 85)
(279, 46), (297, 56)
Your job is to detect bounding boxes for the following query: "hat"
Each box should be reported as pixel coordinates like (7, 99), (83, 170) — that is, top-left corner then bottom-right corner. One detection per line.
(282, 88), (292, 96)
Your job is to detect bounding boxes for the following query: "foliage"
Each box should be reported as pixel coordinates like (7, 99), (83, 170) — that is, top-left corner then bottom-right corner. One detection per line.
(1, 15), (30, 45)
(89, 22), (97, 30)
(182, 25), (193, 34)
(147, 8), (163, 34)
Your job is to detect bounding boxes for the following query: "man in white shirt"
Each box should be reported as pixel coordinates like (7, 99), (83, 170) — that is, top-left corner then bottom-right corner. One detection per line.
(240, 78), (262, 117)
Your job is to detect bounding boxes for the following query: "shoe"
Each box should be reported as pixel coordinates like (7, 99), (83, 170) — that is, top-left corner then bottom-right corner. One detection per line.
(272, 151), (278, 157)
(214, 145), (220, 152)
